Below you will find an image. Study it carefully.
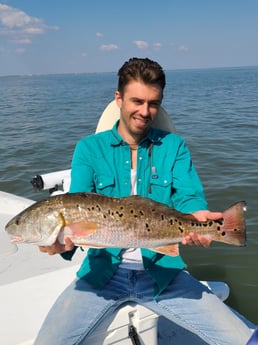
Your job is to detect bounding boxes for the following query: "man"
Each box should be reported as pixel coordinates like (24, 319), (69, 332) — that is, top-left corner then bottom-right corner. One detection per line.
(35, 58), (252, 344)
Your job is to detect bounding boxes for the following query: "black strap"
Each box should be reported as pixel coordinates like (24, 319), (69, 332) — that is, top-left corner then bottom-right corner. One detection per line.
(129, 325), (142, 345)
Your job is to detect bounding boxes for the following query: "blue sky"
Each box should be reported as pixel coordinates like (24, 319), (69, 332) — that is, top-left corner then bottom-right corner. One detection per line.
(0, 0), (257, 75)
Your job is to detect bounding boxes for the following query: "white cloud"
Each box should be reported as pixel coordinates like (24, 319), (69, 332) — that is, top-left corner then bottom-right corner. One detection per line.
(99, 44), (118, 51)
(153, 42), (162, 50)
(0, 4), (59, 45)
(177, 45), (189, 53)
(133, 40), (149, 49)
(96, 32), (103, 38)
(0, 4), (41, 28)
(11, 37), (31, 44)
(23, 27), (44, 35)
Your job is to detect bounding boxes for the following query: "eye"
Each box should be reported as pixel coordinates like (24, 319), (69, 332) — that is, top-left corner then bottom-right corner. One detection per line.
(133, 99), (143, 105)
(149, 102), (161, 109)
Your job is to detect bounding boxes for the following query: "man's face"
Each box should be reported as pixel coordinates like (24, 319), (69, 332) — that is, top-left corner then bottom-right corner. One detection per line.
(115, 81), (163, 142)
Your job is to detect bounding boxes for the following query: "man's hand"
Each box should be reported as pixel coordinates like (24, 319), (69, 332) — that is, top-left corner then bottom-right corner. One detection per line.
(39, 237), (74, 255)
(181, 210), (223, 248)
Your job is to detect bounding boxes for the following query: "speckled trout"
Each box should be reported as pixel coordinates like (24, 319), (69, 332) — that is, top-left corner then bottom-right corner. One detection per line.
(5, 193), (247, 256)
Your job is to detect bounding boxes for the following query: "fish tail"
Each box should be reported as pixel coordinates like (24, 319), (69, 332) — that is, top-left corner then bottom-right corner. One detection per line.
(220, 201), (247, 246)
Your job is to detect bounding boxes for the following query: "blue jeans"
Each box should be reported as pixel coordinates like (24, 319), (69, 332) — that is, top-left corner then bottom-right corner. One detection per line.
(34, 269), (253, 345)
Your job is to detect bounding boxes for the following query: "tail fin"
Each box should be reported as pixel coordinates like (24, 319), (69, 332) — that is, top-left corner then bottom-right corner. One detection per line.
(220, 201), (247, 246)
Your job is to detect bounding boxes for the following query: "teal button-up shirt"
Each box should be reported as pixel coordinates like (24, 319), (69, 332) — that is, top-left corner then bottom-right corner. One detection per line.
(68, 122), (208, 297)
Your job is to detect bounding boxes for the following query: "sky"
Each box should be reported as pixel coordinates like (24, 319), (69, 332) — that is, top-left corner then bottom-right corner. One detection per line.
(0, 0), (257, 76)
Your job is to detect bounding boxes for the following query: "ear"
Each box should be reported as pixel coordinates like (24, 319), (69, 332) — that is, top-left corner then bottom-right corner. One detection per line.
(115, 91), (122, 108)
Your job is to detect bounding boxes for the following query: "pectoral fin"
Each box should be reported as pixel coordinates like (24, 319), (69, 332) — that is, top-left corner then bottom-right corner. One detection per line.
(66, 221), (97, 235)
(151, 244), (179, 256)
(58, 221), (98, 244)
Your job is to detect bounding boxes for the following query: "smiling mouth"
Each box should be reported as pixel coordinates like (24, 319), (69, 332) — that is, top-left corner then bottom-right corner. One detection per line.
(133, 117), (150, 127)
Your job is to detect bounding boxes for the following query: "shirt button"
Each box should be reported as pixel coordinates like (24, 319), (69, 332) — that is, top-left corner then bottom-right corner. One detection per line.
(125, 160), (129, 164)
(138, 178), (142, 183)
(99, 182), (103, 186)
(139, 156), (143, 160)
(164, 180), (168, 184)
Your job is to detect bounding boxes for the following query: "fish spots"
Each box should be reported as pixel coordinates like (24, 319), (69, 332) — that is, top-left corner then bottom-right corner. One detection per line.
(95, 204), (101, 212)
(103, 208), (125, 219)
(86, 205), (100, 213)
(173, 218), (185, 233)
(145, 223), (151, 232)
(76, 204), (82, 213)
(214, 219), (223, 232)
(115, 210), (124, 218)
(86, 203), (101, 212)
(190, 221), (214, 228)
(191, 222), (198, 227)
(130, 208), (138, 218)
(178, 227), (184, 233)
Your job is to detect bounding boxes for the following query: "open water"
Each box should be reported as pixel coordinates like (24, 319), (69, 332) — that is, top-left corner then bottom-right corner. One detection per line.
(0, 66), (257, 324)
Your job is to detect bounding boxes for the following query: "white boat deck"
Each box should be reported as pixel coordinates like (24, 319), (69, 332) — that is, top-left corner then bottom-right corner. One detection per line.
(0, 191), (85, 345)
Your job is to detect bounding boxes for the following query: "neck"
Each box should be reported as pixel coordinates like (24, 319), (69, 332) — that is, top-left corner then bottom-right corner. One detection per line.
(128, 143), (138, 150)
(117, 122), (144, 147)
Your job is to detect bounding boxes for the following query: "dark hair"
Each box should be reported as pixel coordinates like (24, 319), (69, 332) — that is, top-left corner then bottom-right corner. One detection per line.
(117, 57), (166, 96)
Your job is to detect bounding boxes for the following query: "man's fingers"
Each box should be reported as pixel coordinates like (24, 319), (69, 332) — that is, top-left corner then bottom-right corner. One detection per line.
(181, 233), (212, 248)
(38, 238), (72, 255)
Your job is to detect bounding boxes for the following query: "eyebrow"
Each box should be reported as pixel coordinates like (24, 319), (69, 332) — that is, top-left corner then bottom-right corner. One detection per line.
(130, 97), (162, 105)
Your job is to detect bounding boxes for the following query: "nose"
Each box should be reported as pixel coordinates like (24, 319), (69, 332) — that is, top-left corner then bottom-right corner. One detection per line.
(139, 102), (150, 117)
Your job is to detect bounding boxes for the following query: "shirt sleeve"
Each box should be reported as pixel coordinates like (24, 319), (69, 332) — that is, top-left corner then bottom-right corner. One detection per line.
(171, 138), (208, 213)
(69, 139), (95, 193)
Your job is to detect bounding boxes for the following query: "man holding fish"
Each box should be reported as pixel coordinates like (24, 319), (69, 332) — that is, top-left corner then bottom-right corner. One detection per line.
(33, 58), (252, 344)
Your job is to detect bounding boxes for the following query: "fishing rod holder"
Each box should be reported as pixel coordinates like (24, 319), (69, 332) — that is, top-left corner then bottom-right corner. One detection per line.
(30, 169), (71, 195)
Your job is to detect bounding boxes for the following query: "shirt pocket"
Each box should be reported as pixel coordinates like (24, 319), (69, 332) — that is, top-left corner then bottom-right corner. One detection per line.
(148, 173), (174, 205)
(94, 174), (115, 194)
